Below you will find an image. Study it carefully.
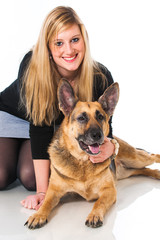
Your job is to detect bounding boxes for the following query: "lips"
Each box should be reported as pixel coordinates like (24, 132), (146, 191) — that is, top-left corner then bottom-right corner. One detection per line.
(63, 54), (78, 63)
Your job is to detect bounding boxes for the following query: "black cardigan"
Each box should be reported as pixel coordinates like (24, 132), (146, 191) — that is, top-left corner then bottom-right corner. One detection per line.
(0, 51), (114, 159)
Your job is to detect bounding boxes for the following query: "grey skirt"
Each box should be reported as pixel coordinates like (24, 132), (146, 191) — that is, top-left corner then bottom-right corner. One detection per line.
(0, 111), (29, 138)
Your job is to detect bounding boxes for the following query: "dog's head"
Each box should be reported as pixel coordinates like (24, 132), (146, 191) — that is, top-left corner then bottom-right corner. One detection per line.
(58, 79), (119, 156)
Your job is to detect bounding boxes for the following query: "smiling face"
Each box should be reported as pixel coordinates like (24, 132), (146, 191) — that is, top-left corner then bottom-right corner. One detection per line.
(49, 24), (85, 78)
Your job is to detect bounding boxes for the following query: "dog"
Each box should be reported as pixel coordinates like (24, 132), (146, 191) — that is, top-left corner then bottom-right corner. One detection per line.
(25, 79), (160, 229)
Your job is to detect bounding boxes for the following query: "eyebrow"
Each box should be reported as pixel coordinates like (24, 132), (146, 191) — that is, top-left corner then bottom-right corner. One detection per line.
(53, 34), (81, 42)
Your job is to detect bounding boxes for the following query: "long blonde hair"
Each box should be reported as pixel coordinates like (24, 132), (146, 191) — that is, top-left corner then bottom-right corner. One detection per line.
(22, 6), (104, 126)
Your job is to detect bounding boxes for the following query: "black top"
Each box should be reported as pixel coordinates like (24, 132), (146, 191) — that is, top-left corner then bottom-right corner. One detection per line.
(0, 51), (114, 159)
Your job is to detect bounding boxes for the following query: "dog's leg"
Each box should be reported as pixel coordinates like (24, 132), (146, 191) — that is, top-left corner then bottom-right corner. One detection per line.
(25, 182), (65, 229)
(115, 137), (160, 180)
(85, 175), (116, 228)
(125, 167), (160, 179)
(115, 159), (160, 180)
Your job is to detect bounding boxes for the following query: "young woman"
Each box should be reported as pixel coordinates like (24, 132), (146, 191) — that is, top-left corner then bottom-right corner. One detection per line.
(0, 6), (116, 210)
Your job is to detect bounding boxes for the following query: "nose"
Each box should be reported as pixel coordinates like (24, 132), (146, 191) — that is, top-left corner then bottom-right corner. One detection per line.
(88, 127), (103, 142)
(65, 42), (74, 55)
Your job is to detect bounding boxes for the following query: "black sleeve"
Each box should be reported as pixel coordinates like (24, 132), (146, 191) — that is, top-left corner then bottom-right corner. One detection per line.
(29, 123), (54, 160)
(93, 63), (114, 139)
(0, 51), (32, 119)
(18, 51), (32, 80)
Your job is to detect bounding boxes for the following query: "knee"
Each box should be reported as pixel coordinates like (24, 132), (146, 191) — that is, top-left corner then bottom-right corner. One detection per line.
(0, 168), (16, 190)
(18, 167), (36, 191)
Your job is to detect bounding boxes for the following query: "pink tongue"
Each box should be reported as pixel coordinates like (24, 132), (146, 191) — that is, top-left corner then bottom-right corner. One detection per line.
(89, 144), (100, 154)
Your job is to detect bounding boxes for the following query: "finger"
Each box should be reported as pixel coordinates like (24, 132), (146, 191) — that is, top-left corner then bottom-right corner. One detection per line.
(35, 204), (40, 211)
(104, 137), (110, 142)
(24, 200), (29, 209)
(28, 198), (38, 209)
(32, 198), (39, 209)
(28, 200), (32, 209)
(24, 199), (31, 209)
(35, 199), (44, 211)
(90, 157), (104, 163)
(20, 199), (25, 206)
(90, 159), (97, 163)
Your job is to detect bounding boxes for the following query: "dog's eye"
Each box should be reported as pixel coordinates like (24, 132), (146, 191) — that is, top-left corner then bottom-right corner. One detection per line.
(98, 114), (104, 120)
(77, 112), (88, 123)
(78, 116), (85, 121)
(96, 111), (105, 121)
(77, 116), (87, 122)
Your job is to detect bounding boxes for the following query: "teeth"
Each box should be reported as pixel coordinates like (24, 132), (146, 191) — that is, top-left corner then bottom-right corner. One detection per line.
(63, 55), (76, 61)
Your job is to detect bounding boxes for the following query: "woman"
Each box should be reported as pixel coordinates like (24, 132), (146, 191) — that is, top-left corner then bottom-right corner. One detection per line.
(0, 6), (116, 210)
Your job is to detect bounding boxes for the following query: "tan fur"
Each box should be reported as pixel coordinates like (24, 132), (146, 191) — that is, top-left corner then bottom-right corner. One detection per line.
(25, 82), (160, 229)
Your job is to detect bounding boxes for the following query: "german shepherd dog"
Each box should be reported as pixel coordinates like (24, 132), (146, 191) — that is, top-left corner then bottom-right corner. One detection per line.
(25, 79), (160, 229)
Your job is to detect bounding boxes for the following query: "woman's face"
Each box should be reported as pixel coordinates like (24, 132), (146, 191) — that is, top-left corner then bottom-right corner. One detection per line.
(49, 24), (85, 78)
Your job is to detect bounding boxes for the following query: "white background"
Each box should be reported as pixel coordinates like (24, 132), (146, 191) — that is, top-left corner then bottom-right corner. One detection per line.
(0, 0), (160, 152)
(0, 2), (160, 239)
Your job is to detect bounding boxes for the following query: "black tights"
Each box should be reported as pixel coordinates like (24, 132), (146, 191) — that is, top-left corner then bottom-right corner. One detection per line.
(0, 138), (36, 191)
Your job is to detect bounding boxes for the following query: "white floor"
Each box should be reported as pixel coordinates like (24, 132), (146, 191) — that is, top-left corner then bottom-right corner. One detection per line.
(0, 171), (160, 240)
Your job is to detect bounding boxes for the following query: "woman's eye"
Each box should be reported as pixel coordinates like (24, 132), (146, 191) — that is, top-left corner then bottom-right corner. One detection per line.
(72, 38), (79, 43)
(55, 41), (63, 46)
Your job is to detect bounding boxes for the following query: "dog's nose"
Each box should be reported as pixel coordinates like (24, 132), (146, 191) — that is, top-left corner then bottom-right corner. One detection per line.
(89, 128), (103, 141)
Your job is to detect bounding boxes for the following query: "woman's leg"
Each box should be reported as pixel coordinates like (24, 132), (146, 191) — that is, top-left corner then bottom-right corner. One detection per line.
(0, 137), (20, 190)
(17, 139), (36, 191)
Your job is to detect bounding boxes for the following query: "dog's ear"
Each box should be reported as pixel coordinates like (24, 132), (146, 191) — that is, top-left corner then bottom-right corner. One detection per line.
(58, 79), (77, 116)
(98, 82), (119, 116)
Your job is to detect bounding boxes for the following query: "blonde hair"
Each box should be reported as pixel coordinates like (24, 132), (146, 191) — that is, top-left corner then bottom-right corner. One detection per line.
(22, 6), (105, 126)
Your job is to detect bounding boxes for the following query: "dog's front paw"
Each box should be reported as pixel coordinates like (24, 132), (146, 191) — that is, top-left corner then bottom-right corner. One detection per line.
(24, 213), (48, 229)
(85, 214), (103, 228)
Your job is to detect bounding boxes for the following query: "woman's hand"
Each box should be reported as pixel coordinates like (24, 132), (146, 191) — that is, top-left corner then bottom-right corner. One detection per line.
(89, 137), (115, 163)
(20, 192), (45, 211)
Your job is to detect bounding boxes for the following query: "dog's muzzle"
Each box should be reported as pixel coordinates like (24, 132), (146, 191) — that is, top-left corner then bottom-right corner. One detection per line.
(77, 127), (104, 155)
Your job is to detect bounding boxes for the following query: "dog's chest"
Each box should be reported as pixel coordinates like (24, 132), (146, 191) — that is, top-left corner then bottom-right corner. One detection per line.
(71, 168), (112, 201)
(51, 151), (113, 201)
(72, 180), (100, 201)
